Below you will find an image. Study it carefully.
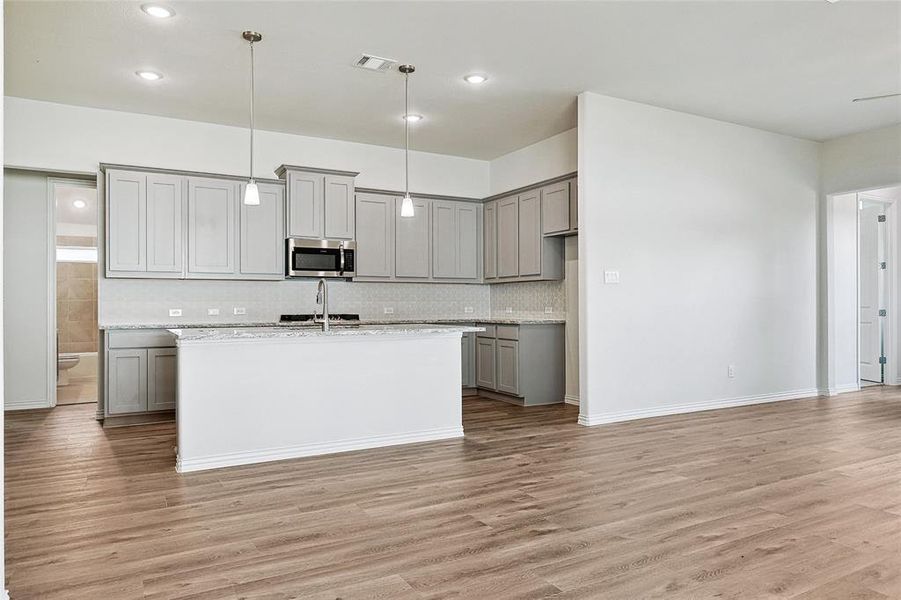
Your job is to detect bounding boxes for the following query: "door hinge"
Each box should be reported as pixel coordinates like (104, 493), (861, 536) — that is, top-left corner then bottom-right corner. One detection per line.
(879, 356), (887, 364)
(880, 262), (887, 270)
(879, 309), (887, 317)
(878, 215), (887, 222)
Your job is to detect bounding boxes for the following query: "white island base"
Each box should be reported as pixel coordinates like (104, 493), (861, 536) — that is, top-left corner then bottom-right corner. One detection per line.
(172, 326), (473, 473)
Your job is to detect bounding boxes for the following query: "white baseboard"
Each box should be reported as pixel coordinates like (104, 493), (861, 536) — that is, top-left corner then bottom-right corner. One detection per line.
(826, 383), (862, 396)
(577, 387), (820, 427)
(4, 398), (50, 411)
(176, 426), (465, 473)
(564, 394), (580, 406)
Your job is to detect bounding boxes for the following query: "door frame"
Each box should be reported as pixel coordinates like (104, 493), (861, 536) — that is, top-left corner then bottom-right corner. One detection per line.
(46, 176), (98, 408)
(857, 195), (895, 385)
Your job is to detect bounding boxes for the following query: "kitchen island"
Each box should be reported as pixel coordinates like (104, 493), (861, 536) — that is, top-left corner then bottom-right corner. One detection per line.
(169, 324), (480, 473)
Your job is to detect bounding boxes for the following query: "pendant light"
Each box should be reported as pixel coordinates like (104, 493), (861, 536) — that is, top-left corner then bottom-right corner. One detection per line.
(399, 64), (416, 218)
(242, 30), (262, 206)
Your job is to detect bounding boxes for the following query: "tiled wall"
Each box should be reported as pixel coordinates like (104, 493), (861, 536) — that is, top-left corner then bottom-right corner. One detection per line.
(489, 281), (566, 320)
(57, 261), (98, 353)
(100, 279), (492, 326)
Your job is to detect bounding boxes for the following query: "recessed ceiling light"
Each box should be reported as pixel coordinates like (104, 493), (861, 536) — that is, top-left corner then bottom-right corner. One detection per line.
(72, 199), (87, 209)
(136, 70), (163, 81)
(403, 114), (423, 123)
(141, 4), (175, 18)
(464, 74), (488, 84)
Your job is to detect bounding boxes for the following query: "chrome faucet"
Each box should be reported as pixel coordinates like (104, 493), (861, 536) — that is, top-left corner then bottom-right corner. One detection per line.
(315, 278), (329, 332)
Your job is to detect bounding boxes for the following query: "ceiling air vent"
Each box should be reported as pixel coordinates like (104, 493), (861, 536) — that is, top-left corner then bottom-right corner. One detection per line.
(353, 54), (397, 73)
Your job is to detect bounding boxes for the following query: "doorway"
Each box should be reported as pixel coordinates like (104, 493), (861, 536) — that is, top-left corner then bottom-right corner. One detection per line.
(52, 179), (99, 405)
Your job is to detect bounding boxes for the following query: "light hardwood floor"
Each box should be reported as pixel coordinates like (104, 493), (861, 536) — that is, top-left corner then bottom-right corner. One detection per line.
(5, 388), (901, 599)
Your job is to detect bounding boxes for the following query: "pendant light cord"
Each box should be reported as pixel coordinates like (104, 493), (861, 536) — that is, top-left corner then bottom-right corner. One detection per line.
(404, 70), (409, 197)
(249, 40), (255, 180)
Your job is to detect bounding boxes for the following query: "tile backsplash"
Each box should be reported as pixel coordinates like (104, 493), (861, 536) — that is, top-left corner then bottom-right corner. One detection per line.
(99, 278), (567, 326)
(490, 281), (566, 320)
(100, 279), (491, 325)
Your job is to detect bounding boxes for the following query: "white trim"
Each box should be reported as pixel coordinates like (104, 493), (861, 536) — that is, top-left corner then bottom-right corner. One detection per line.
(827, 383), (861, 396)
(4, 398), (52, 411)
(564, 394), (580, 406)
(577, 388), (820, 427)
(176, 426), (465, 473)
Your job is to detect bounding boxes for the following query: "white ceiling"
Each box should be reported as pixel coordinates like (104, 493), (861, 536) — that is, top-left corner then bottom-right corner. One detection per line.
(5, 1), (900, 159)
(55, 184), (97, 227)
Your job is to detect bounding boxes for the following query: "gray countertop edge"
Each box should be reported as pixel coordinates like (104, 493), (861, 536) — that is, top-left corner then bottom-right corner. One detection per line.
(170, 324), (484, 344)
(101, 317), (565, 330)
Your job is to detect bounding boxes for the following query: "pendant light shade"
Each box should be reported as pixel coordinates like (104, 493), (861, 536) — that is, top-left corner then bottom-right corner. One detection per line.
(399, 64), (415, 218)
(243, 30), (262, 206)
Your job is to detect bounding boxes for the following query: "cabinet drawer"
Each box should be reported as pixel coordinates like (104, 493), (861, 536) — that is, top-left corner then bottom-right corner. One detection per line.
(108, 329), (177, 349)
(477, 324), (497, 338)
(496, 325), (519, 340)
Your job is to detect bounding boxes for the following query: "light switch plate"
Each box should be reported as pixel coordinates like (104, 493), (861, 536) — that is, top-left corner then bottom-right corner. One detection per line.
(207, 308), (220, 316)
(168, 308), (182, 317)
(545, 306), (553, 314)
(384, 307), (395, 314)
(464, 306), (474, 314)
(233, 307), (246, 315)
(604, 270), (620, 284)
(505, 307), (513, 314)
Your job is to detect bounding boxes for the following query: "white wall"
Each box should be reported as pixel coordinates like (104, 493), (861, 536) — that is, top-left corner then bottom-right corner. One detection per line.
(821, 124), (901, 195)
(3, 169), (52, 410)
(578, 92), (820, 425)
(828, 193), (859, 393)
(4, 97), (490, 198)
(488, 128), (576, 196)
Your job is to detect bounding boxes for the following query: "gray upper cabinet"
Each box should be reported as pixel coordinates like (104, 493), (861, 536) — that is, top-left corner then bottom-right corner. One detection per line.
(286, 171), (322, 239)
(484, 200), (497, 279)
(432, 201), (458, 278)
(187, 177), (238, 276)
(355, 193), (395, 278)
(456, 203), (479, 280)
(395, 197), (431, 279)
(497, 196), (519, 278)
(147, 348), (177, 412)
(570, 178), (578, 233)
(107, 348), (148, 415)
(279, 166), (358, 241)
(518, 189), (542, 276)
(146, 173), (184, 273)
(107, 170), (147, 273)
(324, 175), (355, 240)
(239, 181), (285, 278)
(541, 181), (570, 235)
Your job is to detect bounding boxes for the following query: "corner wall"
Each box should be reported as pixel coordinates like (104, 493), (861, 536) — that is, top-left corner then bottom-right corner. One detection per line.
(578, 92), (821, 425)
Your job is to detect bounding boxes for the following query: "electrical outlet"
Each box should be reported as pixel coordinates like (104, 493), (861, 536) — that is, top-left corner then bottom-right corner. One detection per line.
(505, 307), (513, 314)
(464, 306), (474, 314)
(233, 307), (246, 315)
(384, 307), (395, 315)
(728, 365), (735, 379)
(604, 270), (621, 284)
(168, 308), (182, 317)
(545, 306), (553, 314)
(207, 308), (220, 316)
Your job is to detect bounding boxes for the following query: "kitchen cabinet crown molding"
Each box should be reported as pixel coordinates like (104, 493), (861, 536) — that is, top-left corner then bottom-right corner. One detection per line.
(100, 163), (284, 186)
(482, 171), (577, 203)
(275, 164), (360, 179)
(356, 187), (482, 204)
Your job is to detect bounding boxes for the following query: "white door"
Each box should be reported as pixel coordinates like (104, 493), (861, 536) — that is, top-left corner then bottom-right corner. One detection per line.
(859, 202), (886, 383)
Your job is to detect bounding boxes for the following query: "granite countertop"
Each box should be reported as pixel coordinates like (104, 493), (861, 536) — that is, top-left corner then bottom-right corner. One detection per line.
(101, 317), (564, 330)
(169, 324), (484, 343)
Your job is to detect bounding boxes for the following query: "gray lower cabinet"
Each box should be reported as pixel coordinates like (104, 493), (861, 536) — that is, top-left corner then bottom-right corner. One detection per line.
(475, 323), (564, 405)
(107, 349), (148, 415)
(461, 331), (476, 388)
(105, 329), (177, 420)
(475, 336), (497, 389)
(187, 177), (238, 276)
(239, 181), (285, 278)
(147, 348), (177, 411)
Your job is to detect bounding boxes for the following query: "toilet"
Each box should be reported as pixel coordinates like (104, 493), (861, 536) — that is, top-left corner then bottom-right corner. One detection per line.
(57, 353), (80, 386)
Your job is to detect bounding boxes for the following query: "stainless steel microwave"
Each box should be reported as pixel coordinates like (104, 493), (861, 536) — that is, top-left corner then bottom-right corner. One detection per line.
(286, 238), (356, 278)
